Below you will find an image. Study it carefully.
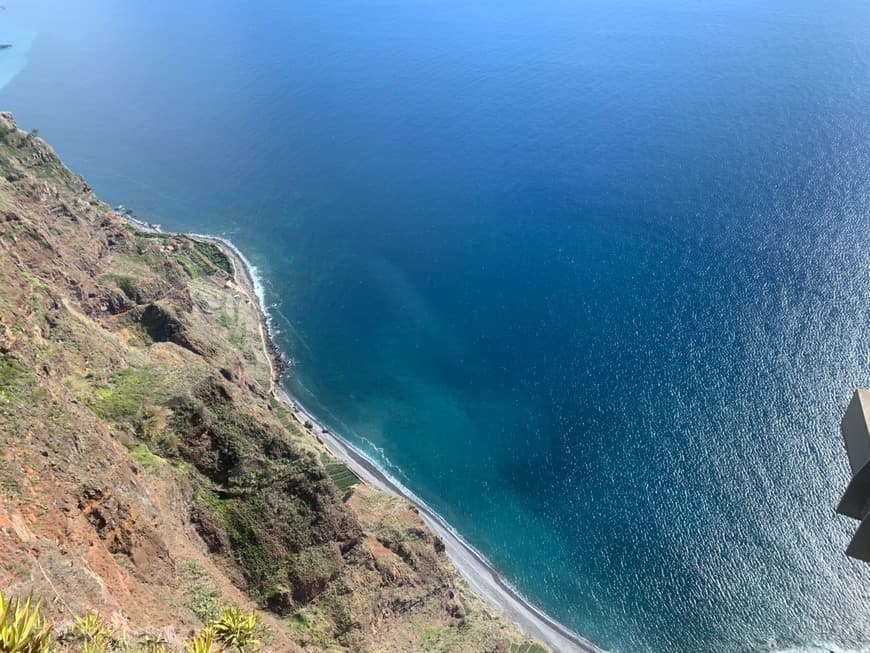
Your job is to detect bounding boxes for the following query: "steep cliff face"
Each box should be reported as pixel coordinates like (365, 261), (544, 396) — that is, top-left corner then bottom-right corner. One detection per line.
(0, 113), (544, 652)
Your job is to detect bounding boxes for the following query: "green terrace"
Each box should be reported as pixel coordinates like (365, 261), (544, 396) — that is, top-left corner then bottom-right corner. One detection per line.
(320, 451), (361, 493)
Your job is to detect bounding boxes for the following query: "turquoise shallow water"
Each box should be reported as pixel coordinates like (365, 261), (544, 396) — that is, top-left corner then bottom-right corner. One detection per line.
(0, 17), (34, 91)
(2, 1), (870, 651)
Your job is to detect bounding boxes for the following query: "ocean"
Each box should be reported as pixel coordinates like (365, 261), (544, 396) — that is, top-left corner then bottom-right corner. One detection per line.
(2, 1), (869, 651)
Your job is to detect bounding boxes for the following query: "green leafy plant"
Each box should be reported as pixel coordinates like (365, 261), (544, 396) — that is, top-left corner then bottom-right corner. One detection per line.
(80, 640), (109, 653)
(184, 627), (218, 653)
(73, 611), (114, 646)
(0, 590), (53, 653)
(210, 608), (259, 652)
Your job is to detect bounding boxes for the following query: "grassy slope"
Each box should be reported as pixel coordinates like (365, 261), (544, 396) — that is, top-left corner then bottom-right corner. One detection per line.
(0, 113), (547, 653)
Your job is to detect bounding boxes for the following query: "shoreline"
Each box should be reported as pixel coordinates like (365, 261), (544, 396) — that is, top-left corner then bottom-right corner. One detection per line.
(272, 384), (602, 653)
(122, 213), (602, 653)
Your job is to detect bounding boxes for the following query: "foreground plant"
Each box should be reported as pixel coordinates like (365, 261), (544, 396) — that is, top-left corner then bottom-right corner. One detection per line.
(0, 590), (52, 653)
(210, 608), (259, 652)
(72, 611), (114, 646)
(183, 627), (217, 653)
(79, 641), (108, 653)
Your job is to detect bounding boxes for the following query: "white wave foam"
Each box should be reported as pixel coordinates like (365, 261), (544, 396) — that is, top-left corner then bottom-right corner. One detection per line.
(769, 645), (870, 653)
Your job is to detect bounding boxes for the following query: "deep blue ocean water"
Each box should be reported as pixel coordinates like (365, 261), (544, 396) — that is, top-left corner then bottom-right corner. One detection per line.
(2, 1), (870, 651)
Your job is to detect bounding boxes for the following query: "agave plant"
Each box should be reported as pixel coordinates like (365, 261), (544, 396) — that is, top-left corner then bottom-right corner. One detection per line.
(72, 611), (114, 646)
(79, 640), (109, 653)
(0, 590), (53, 653)
(184, 627), (218, 653)
(210, 608), (259, 652)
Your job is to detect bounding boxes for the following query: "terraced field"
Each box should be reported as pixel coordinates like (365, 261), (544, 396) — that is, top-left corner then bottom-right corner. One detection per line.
(321, 451), (361, 492)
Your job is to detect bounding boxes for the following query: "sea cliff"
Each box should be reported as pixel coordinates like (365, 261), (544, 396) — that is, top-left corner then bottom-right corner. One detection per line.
(0, 113), (551, 652)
